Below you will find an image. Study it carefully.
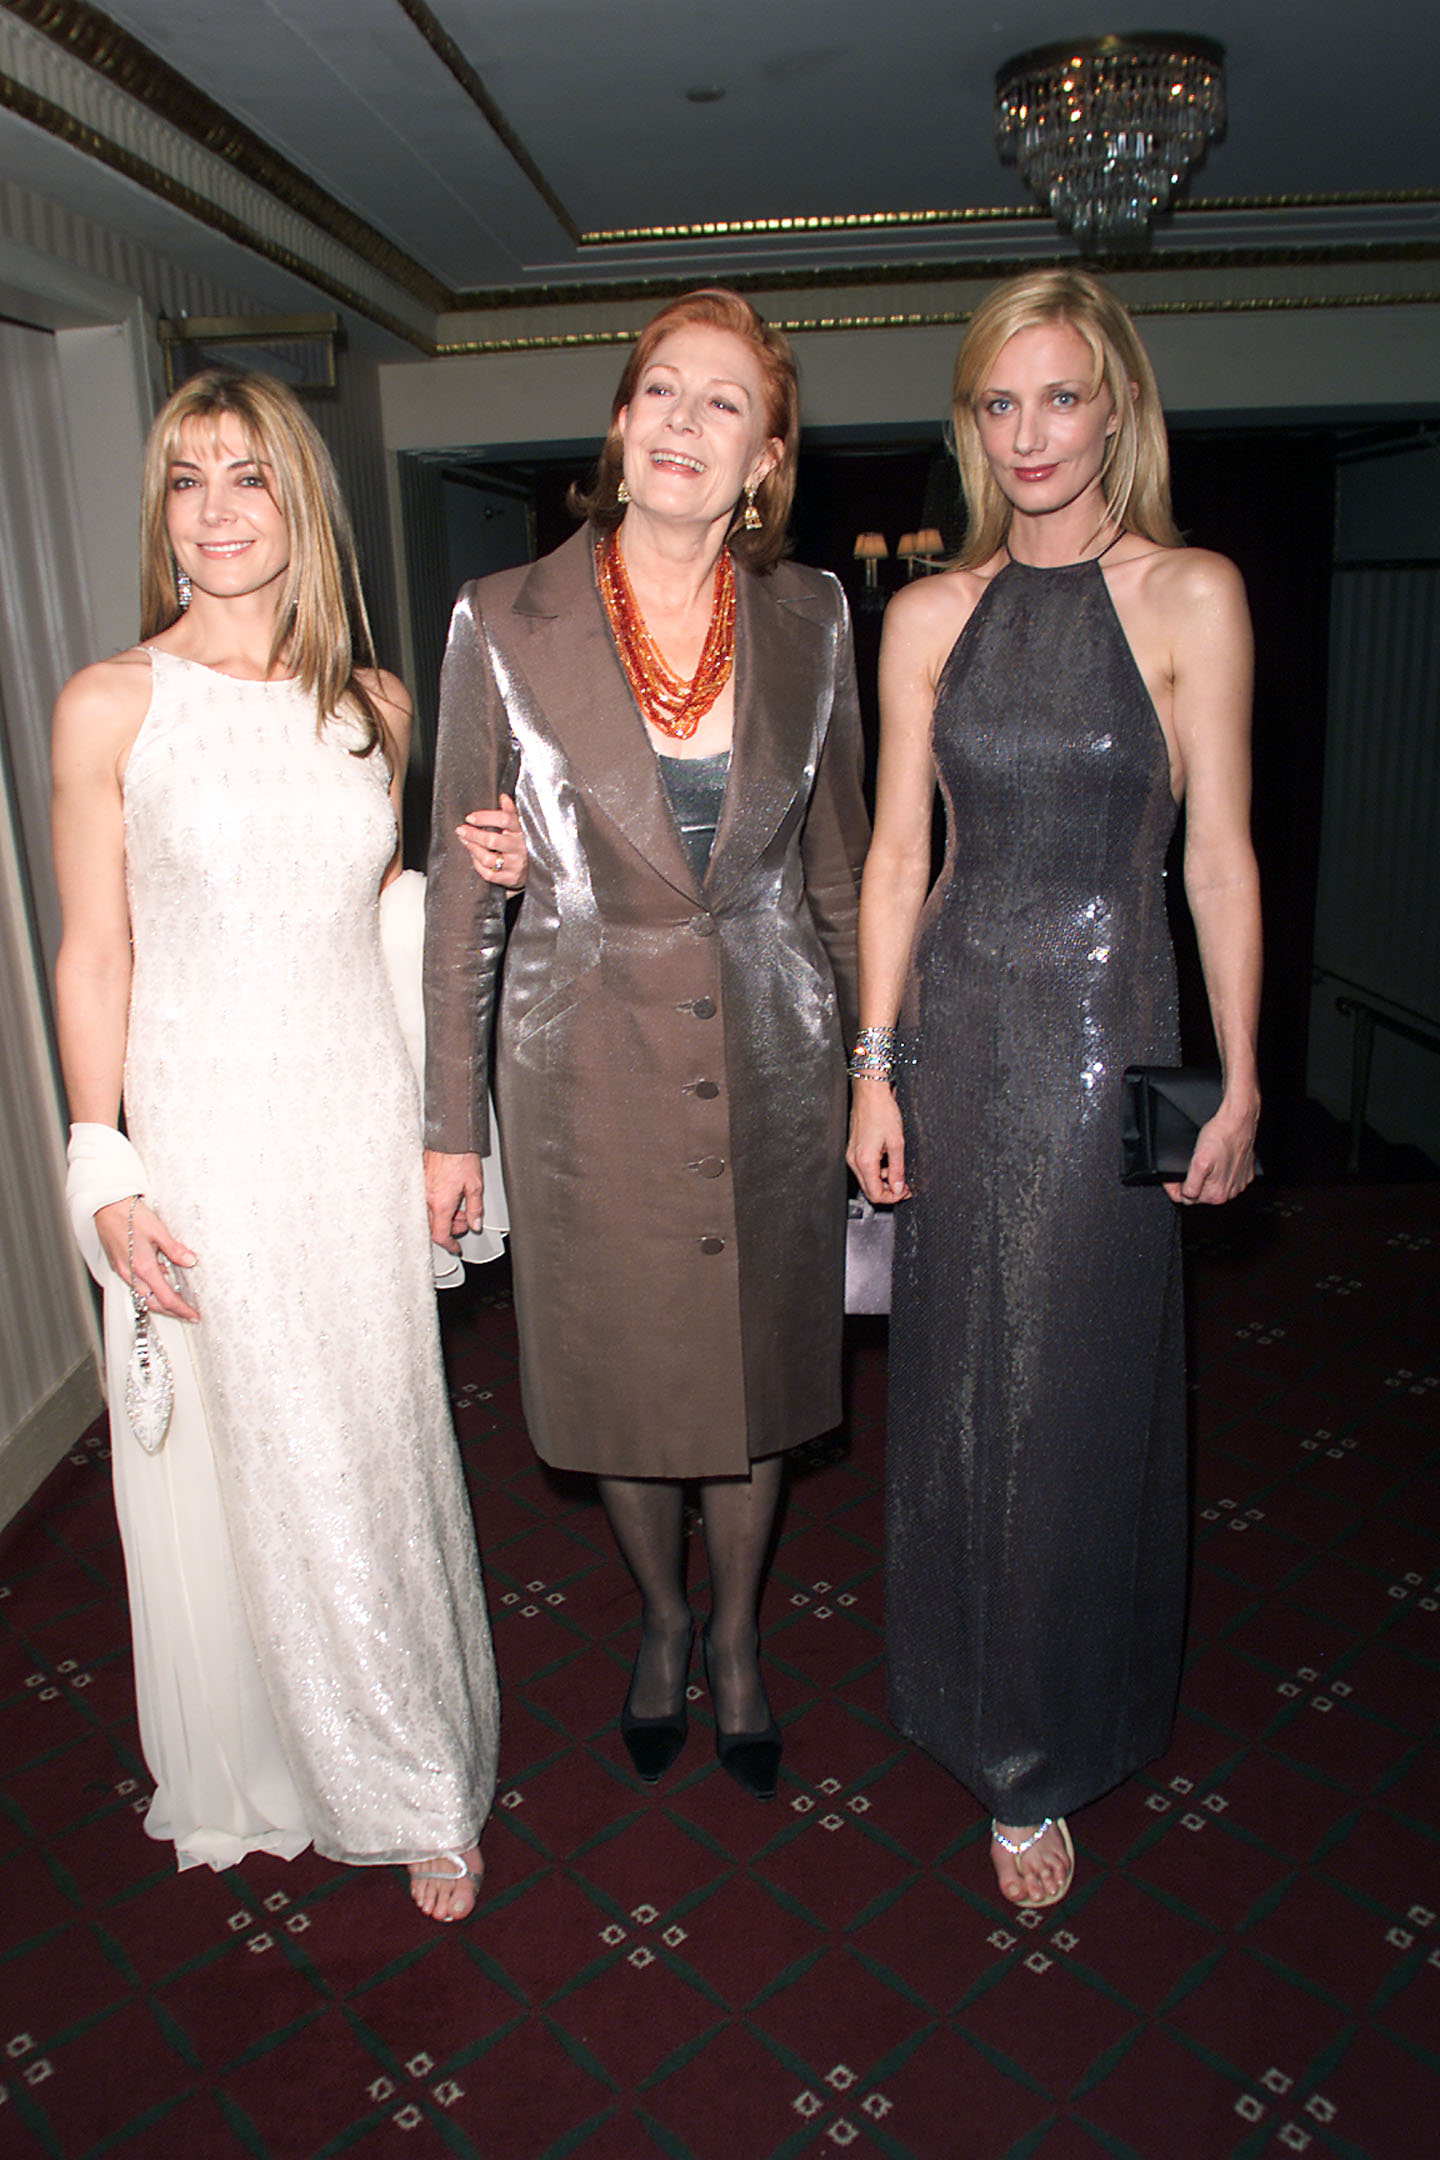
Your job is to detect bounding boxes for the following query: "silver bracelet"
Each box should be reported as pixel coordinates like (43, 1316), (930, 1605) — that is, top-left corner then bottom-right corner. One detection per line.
(848, 1026), (899, 1082)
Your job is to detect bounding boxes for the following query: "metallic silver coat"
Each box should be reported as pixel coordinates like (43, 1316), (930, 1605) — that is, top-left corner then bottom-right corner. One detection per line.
(424, 528), (869, 1478)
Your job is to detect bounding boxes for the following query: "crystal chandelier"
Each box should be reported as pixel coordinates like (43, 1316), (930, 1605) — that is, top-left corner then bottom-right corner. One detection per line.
(995, 33), (1226, 253)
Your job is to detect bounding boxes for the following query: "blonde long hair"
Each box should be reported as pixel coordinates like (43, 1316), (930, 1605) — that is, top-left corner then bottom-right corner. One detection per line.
(950, 269), (1182, 570)
(140, 370), (384, 754)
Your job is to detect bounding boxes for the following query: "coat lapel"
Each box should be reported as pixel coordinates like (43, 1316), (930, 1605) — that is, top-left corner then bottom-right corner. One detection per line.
(505, 527), (701, 901)
(705, 566), (829, 909)
(500, 532), (832, 911)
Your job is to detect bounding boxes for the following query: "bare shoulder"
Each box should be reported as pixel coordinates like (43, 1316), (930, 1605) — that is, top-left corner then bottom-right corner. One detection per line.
(52, 650), (153, 764)
(356, 665), (412, 723)
(883, 563), (991, 678)
(1133, 543), (1248, 625)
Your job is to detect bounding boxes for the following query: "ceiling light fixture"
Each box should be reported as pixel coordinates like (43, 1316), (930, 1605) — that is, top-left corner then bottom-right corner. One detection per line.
(995, 32), (1225, 254)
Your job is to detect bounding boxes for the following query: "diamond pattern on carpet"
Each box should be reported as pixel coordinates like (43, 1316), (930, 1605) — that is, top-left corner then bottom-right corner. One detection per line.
(0, 1183), (1435, 2157)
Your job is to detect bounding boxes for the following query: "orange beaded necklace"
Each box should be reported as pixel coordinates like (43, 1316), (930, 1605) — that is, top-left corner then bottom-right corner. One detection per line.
(596, 531), (736, 741)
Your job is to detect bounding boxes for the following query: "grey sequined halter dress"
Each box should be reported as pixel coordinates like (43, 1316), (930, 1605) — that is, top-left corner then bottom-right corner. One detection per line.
(885, 553), (1188, 1823)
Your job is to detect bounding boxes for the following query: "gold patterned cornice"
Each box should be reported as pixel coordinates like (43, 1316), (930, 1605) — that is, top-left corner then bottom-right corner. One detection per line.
(0, 62), (434, 348)
(445, 239), (1440, 318)
(2, 0), (448, 310)
(582, 204), (1045, 246)
(2, 0), (1438, 355)
(435, 286), (1440, 360)
(581, 188), (1440, 249)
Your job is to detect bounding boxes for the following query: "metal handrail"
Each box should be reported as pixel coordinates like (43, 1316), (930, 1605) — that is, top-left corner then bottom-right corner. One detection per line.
(1319, 971), (1440, 1172)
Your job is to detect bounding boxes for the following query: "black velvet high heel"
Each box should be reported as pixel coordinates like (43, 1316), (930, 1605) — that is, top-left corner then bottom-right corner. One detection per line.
(620, 1623), (692, 1783)
(701, 1627), (782, 1800)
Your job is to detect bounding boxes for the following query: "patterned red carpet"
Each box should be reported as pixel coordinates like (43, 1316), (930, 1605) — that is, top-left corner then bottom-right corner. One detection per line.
(1, 1182), (1436, 2160)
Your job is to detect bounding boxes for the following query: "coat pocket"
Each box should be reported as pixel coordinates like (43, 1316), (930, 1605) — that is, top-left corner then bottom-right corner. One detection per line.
(505, 964), (603, 1056)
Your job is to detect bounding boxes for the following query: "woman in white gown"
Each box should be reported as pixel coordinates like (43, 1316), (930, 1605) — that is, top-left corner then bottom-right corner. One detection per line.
(51, 371), (500, 1921)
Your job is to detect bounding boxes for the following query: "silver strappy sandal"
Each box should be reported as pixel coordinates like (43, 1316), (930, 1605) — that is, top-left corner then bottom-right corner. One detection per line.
(991, 1816), (1075, 1908)
(408, 1850), (483, 1922)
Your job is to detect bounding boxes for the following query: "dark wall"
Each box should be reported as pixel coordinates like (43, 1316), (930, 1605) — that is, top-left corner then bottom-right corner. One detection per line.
(1168, 431), (1335, 1164)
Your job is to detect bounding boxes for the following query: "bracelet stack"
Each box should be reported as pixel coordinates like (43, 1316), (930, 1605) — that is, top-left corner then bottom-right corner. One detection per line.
(848, 1026), (898, 1083)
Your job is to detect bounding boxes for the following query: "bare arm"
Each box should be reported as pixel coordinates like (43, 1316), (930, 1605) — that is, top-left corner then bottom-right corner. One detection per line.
(1164, 551), (1262, 1204)
(799, 585), (870, 1048)
(846, 577), (968, 1205)
(368, 668), (413, 891)
(51, 658), (199, 1317)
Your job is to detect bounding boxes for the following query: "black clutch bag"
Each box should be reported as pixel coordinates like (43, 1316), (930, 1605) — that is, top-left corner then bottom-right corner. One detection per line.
(845, 1194), (895, 1314)
(1119, 1065), (1223, 1185)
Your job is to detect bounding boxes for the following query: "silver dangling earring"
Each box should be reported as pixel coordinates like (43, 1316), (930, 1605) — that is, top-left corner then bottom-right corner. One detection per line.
(616, 477), (631, 505)
(175, 568), (192, 611)
(741, 483), (762, 532)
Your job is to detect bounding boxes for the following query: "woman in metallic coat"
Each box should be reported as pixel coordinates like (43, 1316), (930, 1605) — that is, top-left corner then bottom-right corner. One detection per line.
(424, 290), (868, 1798)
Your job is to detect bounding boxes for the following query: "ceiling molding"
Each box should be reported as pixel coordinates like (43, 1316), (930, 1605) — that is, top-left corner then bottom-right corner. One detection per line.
(3, 0), (1436, 353)
(388, 0), (578, 244)
(0, 4), (437, 346)
(0, 68), (431, 348)
(3, 0), (448, 309)
(581, 204), (1047, 245)
(581, 188), (1440, 248)
(435, 286), (1440, 360)
(444, 239), (1440, 318)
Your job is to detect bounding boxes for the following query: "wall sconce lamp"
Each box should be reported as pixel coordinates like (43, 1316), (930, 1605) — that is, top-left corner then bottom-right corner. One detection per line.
(897, 529), (946, 576)
(853, 531), (889, 610)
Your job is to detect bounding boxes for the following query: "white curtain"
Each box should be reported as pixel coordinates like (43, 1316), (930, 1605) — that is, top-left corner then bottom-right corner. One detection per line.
(0, 316), (98, 979)
(0, 318), (106, 1519)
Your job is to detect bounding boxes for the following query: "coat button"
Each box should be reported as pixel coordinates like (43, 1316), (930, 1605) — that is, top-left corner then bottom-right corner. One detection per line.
(691, 996), (717, 1019)
(691, 915), (716, 937)
(699, 1235), (725, 1255)
(694, 1079), (720, 1099)
(692, 1155), (726, 1178)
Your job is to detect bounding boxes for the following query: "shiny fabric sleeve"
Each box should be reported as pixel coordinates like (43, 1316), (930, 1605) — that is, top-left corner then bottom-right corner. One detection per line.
(799, 584), (869, 1047)
(423, 584), (515, 1155)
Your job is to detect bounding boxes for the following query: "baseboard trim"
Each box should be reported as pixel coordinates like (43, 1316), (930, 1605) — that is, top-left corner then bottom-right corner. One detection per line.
(0, 1356), (104, 1529)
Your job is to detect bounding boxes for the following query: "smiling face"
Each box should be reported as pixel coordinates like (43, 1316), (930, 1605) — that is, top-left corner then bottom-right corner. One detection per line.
(974, 318), (1119, 526)
(164, 415), (290, 603)
(616, 323), (783, 537)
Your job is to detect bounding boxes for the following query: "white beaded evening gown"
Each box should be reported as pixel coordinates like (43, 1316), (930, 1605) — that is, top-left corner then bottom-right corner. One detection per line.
(111, 648), (498, 1870)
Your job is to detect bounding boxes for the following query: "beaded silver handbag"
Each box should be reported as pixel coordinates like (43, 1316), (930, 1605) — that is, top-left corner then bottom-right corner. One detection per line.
(123, 1200), (174, 1453)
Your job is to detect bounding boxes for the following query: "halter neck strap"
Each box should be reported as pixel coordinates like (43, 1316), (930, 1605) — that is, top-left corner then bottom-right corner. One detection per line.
(1003, 526), (1127, 570)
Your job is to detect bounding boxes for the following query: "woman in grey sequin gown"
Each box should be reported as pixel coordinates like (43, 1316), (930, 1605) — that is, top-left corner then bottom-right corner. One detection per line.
(52, 373), (498, 1921)
(849, 272), (1260, 1908)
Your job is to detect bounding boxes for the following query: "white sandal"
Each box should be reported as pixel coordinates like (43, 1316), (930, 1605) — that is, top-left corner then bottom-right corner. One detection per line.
(991, 1816), (1075, 1908)
(408, 1850), (483, 1922)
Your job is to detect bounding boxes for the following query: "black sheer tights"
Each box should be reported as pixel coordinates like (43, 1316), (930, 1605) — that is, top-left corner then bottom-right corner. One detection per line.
(598, 1455), (785, 1734)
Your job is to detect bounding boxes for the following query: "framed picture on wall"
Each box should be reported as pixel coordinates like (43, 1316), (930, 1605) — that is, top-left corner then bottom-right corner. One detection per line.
(157, 314), (339, 395)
